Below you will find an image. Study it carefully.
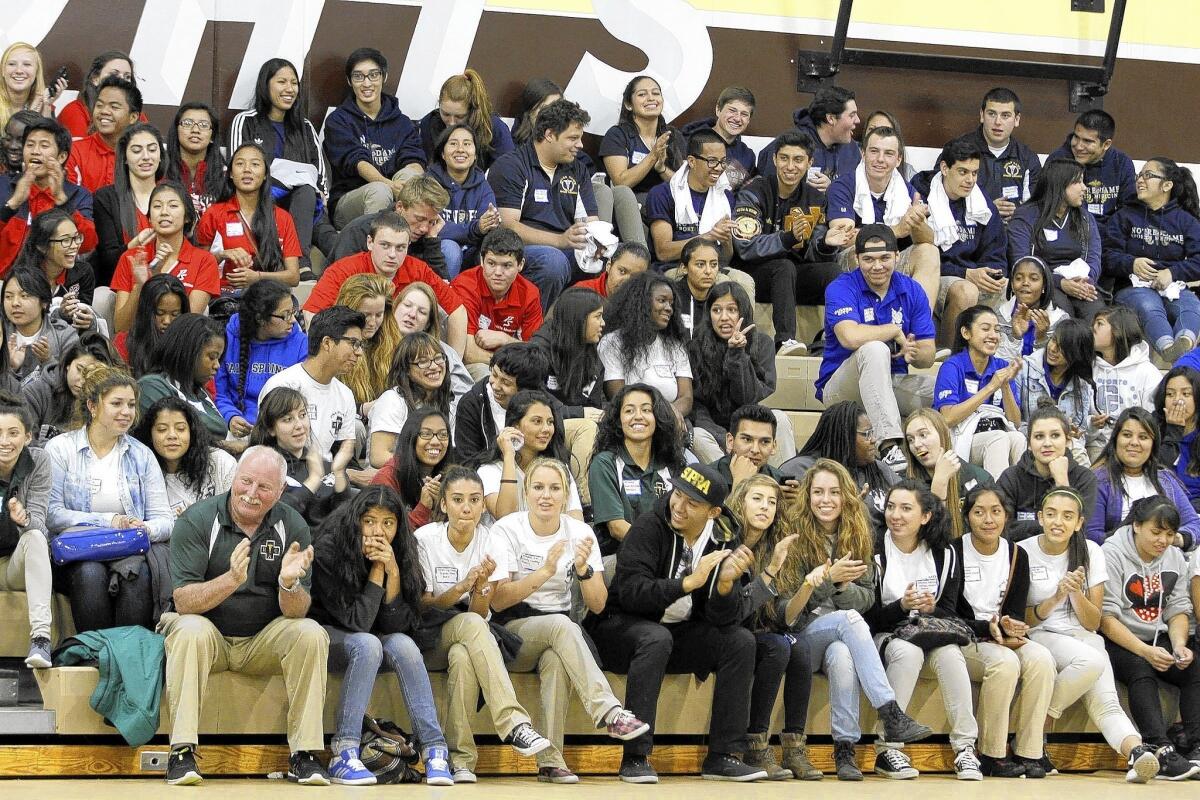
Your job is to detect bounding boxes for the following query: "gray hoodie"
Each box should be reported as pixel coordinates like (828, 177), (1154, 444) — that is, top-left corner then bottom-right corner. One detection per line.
(1101, 524), (1193, 643)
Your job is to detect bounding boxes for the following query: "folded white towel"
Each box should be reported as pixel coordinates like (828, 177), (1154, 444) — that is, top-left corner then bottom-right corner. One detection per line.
(669, 162), (731, 235)
(851, 161), (911, 226)
(927, 175), (993, 252)
(1052, 258), (1092, 281)
(575, 221), (620, 275)
(1130, 272), (1185, 301)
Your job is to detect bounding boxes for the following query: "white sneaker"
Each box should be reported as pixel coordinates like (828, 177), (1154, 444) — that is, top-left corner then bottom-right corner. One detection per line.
(954, 745), (983, 781)
(934, 348), (952, 362)
(778, 339), (807, 357)
(452, 766), (478, 783)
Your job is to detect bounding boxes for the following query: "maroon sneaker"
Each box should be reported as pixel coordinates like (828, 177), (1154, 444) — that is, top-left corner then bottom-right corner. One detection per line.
(606, 709), (651, 741)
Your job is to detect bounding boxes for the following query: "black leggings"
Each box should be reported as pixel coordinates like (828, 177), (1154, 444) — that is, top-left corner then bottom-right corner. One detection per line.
(750, 631), (814, 734)
(1106, 634), (1200, 745)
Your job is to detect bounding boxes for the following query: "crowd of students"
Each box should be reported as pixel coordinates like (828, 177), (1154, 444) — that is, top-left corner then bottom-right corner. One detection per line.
(0, 38), (1198, 788)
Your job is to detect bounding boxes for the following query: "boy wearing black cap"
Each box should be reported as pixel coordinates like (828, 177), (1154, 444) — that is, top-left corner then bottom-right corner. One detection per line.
(585, 463), (768, 784)
(817, 225), (936, 473)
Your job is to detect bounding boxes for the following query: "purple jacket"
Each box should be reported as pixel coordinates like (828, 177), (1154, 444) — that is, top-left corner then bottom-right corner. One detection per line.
(1087, 466), (1200, 550)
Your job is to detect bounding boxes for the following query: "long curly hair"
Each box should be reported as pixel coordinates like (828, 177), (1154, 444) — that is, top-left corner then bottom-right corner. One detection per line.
(590, 383), (685, 470)
(902, 408), (964, 539)
(313, 485), (424, 614)
(126, 274), (188, 377)
(133, 394), (214, 495)
(235, 278), (294, 411)
(389, 408), (457, 509)
(338, 273), (400, 407)
(603, 271), (686, 377)
(729, 473), (795, 562)
(386, 332), (451, 418)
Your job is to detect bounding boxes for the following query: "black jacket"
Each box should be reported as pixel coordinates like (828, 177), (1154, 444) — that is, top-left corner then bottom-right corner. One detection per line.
(454, 376), (569, 461)
(528, 329), (604, 419)
(689, 330), (776, 434)
(866, 531), (961, 634)
(589, 494), (764, 629)
(731, 174), (833, 266)
(92, 184), (132, 286)
(310, 554), (423, 637)
(996, 450), (1098, 541)
(950, 537), (1030, 639)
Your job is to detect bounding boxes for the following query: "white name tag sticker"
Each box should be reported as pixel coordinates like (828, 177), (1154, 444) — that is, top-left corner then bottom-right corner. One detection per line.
(534, 189), (549, 203)
(623, 479), (643, 496)
(519, 553), (543, 573)
(1017, 511), (1036, 522)
(680, 313), (692, 330)
(1042, 228), (1058, 242)
(1087, 203), (1104, 216)
(964, 566), (981, 582)
(225, 222), (244, 238)
(1030, 565), (1049, 581)
(1002, 185), (1019, 200)
(914, 576), (939, 595)
(630, 150), (646, 165)
(964, 379), (979, 395)
(435, 566), (458, 585)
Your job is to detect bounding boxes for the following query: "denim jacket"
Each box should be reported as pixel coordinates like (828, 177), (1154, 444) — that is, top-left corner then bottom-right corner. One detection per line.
(46, 427), (174, 542)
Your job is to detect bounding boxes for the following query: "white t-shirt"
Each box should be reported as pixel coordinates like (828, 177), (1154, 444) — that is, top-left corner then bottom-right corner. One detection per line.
(477, 461), (583, 522)
(368, 389), (410, 438)
(163, 448), (237, 517)
(89, 446), (126, 515)
(598, 332), (691, 403)
(486, 384), (506, 436)
(961, 536), (1012, 621)
(661, 523), (713, 624)
(492, 512), (603, 613)
(881, 533), (938, 606)
(415, 521), (511, 606)
(1119, 474), (1157, 521)
(259, 364), (356, 458)
(1019, 536), (1107, 635)
(1190, 546), (1200, 579)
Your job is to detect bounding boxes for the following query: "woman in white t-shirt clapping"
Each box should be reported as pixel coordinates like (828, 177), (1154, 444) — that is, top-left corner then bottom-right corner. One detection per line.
(414, 466), (554, 783)
(1019, 487), (1161, 782)
(490, 458), (649, 783)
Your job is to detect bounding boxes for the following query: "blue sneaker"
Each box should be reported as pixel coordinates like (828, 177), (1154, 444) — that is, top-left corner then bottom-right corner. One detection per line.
(327, 748), (376, 785)
(424, 746), (454, 786)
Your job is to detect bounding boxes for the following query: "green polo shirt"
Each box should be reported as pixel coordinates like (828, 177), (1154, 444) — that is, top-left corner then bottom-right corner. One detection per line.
(590, 448), (674, 530)
(169, 492), (311, 637)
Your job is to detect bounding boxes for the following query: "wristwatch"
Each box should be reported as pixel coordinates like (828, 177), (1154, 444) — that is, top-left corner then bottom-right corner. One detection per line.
(571, 564), (595, 581)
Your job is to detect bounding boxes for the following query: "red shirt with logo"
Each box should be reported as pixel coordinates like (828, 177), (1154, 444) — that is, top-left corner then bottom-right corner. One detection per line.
(303, 250), (464, 315)
(110, 238), (221, 297)
(194, 198), (301, 291)
(64, 133), (117, 193)
(451, 265), (543, 339)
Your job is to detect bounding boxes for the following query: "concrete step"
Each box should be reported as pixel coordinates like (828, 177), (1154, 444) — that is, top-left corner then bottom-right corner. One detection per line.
(0, 704), (56, 735)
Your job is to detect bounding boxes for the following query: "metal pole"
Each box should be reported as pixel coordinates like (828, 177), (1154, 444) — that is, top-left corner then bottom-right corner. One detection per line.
(1100, 0), (1127, 84)
(828, 0), (854, 73)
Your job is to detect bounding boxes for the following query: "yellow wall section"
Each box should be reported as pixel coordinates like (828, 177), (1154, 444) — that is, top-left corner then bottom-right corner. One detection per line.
(483, 0), (1200, 51)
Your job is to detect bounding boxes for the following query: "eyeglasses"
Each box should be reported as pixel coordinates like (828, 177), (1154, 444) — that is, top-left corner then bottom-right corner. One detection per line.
(417, 429), (451, 442)
(856, 427), (875, 440)
(1136, 170), (1165, 182)
(691, 156), (729, 170)
(413, 355), (447, 370)
(338, 336), (365, 352)
(269, 310), (297, 324)
(350, 69), (383, 84)
(50, 233), (85, 248)
(179, 119), (212, 131)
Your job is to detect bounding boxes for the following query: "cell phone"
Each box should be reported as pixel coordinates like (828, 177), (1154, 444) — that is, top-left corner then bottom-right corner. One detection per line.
(47, 66), (69, 100)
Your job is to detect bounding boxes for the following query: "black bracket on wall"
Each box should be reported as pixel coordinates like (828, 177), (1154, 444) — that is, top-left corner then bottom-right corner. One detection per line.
(796, 0), (1125, 112)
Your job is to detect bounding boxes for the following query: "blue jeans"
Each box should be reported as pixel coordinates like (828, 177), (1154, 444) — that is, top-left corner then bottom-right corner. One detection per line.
(326, 626), (448, 757)
(797, 610), (895, 743)
(1117, 285), (1200, 348)
(520, 245), (573, 311)
(56, 559), (153, 633)
(440, 239), (465, 279)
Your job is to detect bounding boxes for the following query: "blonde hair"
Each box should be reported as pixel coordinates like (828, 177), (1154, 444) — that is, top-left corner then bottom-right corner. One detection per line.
(336, 273), (400, 407)
(728, 474), (795, 562)
(524, 457), (572, 515)
(77, 363), (138, 428)
(439, 69), (495, 149)
(0, 43), (47, 130)
(396, 174), (450, 211)
(902, 408), (963, 539)
(396, 282), (443, 342)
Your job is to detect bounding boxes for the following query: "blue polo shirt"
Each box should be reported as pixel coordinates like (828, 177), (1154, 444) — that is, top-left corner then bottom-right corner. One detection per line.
(644, 183), (735, 244)
(933, 350), (1017, 411)
(817, 269), (936, 400)
(488, 143), (598, 235)
(825, 170), (916, 225)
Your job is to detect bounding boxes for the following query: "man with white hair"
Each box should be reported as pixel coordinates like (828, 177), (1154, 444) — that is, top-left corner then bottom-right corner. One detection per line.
(160, 446), (332, 786)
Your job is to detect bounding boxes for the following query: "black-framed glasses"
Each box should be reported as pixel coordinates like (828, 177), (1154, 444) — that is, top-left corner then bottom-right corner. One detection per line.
(1136, 170), (1165, 182)
(413, 355), (447, 370)
(269, 310), (299, 324)
(50, 233), (85, 248)
(338, 336), (365, 352)
(179, 119), (212, 131)
(417, 429), (451, 442)
(350, 69), (383, 84)
(691, 156), (729, 170)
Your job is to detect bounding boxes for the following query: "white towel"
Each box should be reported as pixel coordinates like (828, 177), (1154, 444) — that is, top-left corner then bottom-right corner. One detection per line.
(574, 221), (619, 275)
(1130, 273), (1185, 301)
(851, 162), (911, 226)
(1052, 258), (1092, 281)
(927, 175), (993, 252)
(669, 163), (731, 235)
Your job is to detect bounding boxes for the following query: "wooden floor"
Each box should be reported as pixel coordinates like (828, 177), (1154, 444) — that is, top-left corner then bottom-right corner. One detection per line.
(2, 773), (1191, 798)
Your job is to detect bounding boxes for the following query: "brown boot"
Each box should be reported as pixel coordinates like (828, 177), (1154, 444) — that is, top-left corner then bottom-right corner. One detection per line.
(743, 732), (793, 780)
(780, 732), (824, 780)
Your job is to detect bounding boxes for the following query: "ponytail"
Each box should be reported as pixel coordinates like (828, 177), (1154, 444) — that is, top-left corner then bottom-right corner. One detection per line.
(1151, 156), (1200, 220)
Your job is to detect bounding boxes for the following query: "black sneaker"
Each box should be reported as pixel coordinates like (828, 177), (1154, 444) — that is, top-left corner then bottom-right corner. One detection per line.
(978, 752), (1024, 777)
(1153, 745), (1200, 781)
(700, 752), (768, 782)
(165, 745), (202, 786)
(505, 722), (552, 757)
(880, 443), (908, 476)
(1125, 744), (1160, 783)
(874, 748), (918, 779)
(834, 741), (863, 781)
(1037, 751), (1059, 776)
(1185, 744), (1200, 768)
(287, 751), (331, 786)
(619, 754), (658, 784)
(1013, 755), (1046, 778)
(876, 700), (932, 743)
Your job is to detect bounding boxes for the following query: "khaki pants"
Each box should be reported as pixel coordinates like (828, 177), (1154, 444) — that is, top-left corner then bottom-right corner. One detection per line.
(423, 612), (539, 771)
(823, 340), (933, 443)
(563, 417), (598, 505)
(161, 613), (328, 752)
(875, 636), (978, 753)
(961, 639), (1056, 759)
(969, 430), (1027, 480)
(0, 529), (52, 640)
(505, 614), (621, 768)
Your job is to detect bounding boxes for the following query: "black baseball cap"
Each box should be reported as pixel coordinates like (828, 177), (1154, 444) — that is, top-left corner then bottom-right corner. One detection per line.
(855, 224), (898, 254)
(671, 463), (730, 508)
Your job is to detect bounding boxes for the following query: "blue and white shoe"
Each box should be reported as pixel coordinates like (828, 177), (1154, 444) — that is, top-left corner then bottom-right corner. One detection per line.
(424, 746), (454, 786)
(327, 748), (376, 785)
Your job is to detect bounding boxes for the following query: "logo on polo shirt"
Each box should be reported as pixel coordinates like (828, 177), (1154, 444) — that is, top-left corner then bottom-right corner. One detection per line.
(1002, 160), (1022, 179)
(834, 306), (853, 316)
(559, 176), (579, 196)
(259, 539), (281, 561)
(891, 308), (904, 325)
(938, 389), (954, 401)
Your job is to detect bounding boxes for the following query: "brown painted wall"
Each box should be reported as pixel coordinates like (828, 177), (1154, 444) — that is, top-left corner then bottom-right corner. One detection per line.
(30, 4), (1190, 160)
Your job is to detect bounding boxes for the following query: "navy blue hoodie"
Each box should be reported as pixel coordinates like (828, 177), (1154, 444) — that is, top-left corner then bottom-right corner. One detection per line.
(680, 116), (756, 189)
(959, 126), (1042, 206)
(417, 110), (514, 172)
(1047, 136), (1136, 225)
(322, 93), (425, 212)
(1103, 200), (1200, 287)
(428, 163), (496, 247)
(755, 107), (861, 183)
(909, 171), (1008, 278)
(1007, 202), (1101, 286)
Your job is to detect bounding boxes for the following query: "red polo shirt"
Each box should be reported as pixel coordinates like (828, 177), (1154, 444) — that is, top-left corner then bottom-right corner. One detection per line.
(64, 133), (117, 193)
(110, 238), (221, 298)
(194, 198), (301, 291)
(303, 250), (464, 315)
(0, 184), (98, 276)
(451, 266), (542, 339)
(573, 272), (608, 297)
